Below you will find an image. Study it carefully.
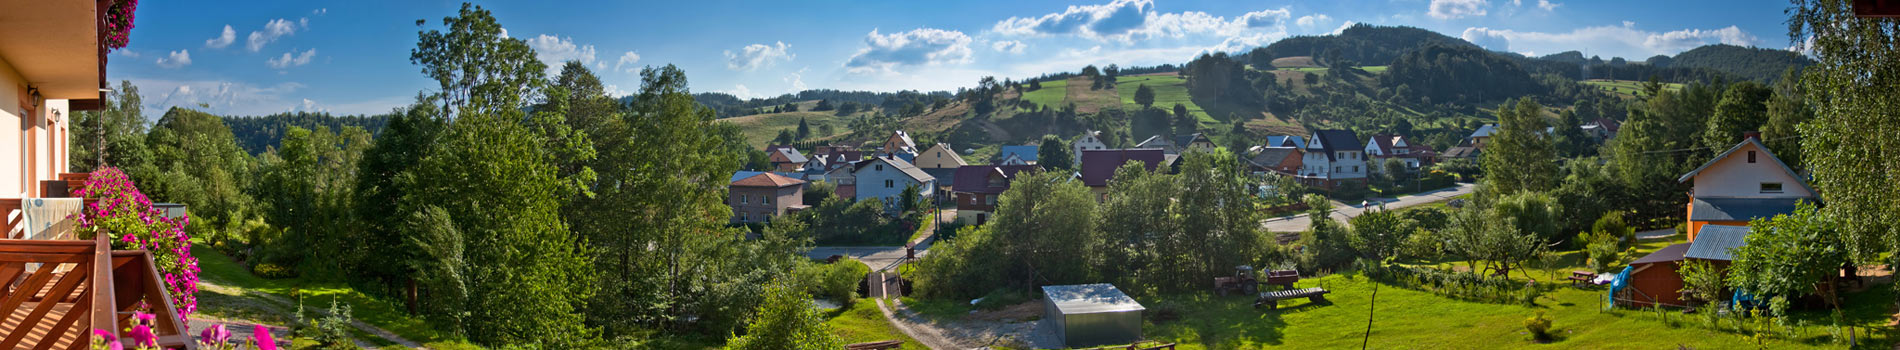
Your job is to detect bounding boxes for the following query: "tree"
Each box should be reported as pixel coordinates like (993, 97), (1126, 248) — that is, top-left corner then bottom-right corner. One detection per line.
(1038, 135), (1073, 171)
(411, 3), (546, 119)
(1491, 191), (1565, 244)
(1381, 158), (1408, 185)
(1172, 104), (1197, 136)
(988, 171), (1099, 289)
(1790, 0), (1900, 263)
(1550, 109), (1593, 158)
(1348, 209), (1411, 262)
(1726, 203), (1848, 320)
(1700, 81), (1772, 155)
(796, 117), (811, 141)
(773, 129), (797, 146)
(70, 80), (152, 173)
(1134, 84), (1156, 107)
(813, 99), (834, 111)
(724, 282), (844, 350)
(1761, 68), (1810, 171)
(1481, 98), (1559, 195)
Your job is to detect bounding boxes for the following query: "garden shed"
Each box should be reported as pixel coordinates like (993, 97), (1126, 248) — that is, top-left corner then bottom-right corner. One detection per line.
(1043, 283), (1145, 347)
(1618, 243), (1691, 307)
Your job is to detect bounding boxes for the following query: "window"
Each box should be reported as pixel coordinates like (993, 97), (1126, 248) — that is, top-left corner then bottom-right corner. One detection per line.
(1747, 151), (1757, 163)
(738, 212), (748, 222)
(763, 195), (771, 205)
(740, 194), (748, 204)
(762, 214), (771, 223)
(985, 194), (996, 205)
(1760, 182), (1784, 193)
(1335, 166), (1341, 172)
(885, 180), (894, 188)
(1352, 166), (1359, 172)
(1098, 193), (1108, 203)
(877, 164), (884, 171)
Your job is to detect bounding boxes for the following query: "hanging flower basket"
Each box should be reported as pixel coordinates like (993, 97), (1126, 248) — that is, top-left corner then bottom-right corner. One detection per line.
(74, 167), (198, 323)
(103, 0), (139, 51)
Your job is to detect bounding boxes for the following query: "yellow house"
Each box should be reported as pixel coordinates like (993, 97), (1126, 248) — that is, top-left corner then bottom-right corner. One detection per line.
(1677, 132), (1816, 241)
(913, 143), (966, 169)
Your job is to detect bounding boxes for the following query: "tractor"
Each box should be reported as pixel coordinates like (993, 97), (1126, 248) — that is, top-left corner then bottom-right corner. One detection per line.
(1213, 265), (1259, 297)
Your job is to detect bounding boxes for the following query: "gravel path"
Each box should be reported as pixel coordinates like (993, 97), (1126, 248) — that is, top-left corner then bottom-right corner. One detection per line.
(195, 280), (424, 349)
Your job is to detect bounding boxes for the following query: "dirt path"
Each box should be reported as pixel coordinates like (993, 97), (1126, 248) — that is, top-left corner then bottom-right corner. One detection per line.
(196, 280), (424, 349)
(874, 298), (966, 349)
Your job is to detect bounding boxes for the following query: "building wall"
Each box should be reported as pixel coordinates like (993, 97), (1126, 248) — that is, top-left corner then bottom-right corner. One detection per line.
(1623, 262), (1686, 307)
(854, 160), (934, 208)
(1689, 143), (1816, 199)
(954, 192), (995, 224)
(729, 185), (803, 223)
(1301, 151), (1367, 180)
(913, 145), (963, 169)
(1072, 135), (1106, 164)
(2, 56), (24, 197)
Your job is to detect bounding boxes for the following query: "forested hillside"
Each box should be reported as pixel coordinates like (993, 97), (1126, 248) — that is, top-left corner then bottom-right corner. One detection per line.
(1665, 44), (1814, 83)
(222, 112), (390, 154)
(1255, 24), (1479, 67)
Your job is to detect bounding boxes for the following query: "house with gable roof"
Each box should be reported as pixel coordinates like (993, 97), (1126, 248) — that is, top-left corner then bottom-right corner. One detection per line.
(1298, 129), (1368, 189)
(729, 172), (807, 223)
(882, 130), (919, 161)
(951, 165), (1040, 225)
(1363, 134), (1436, 173)
(1677, 132), (1817, 241)
(854, 155), (937, 213)
(997, 145), (1039, 165)
(915, 143), (966, 202)
(766, 147), (809, 172)
(1079, 149), (1167, 203)
(1072, 130), (1108, 165)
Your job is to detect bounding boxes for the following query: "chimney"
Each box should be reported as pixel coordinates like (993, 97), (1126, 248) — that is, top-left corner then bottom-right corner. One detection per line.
(1744, 131), (1761, 141)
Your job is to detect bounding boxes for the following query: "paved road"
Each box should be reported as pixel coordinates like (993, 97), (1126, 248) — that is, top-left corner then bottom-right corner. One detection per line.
(807, 208), (951, 272)
(1262, 183), (1476, 232)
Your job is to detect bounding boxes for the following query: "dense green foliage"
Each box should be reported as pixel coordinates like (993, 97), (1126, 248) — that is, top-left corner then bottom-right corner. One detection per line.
(1726, 203), (1848, 321)
(223, 112), (391, 154)
(724, 282), (845, 350)
(1667, 44), (1815, 83)
(1788, 0), (1900, 267)
(1383, 45), (1543, 106)
(1258, 24), (1479, 66)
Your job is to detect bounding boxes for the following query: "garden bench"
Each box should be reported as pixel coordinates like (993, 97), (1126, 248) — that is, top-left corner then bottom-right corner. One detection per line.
(1254, 287), (1330, 310)
(1568, 270), (1597, 286)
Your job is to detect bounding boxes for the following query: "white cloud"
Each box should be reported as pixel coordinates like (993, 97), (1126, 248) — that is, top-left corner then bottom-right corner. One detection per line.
(723, 84), (758, 99)
(312, 8), (327, 15)
(992, 40), (1027, 54)
(725, 41), (794, 71)
(1295, 14), (1334, 32)
(266, 48), (317, 69)
(205, 25), (236, 49)
(525, 34), (598, 72)
(1428, 0), (1489, 20)
(614, 51), (642, 73)
(297, 98), (328, 113)
(246, 18), (298, 52)
(993, 0), (1153, 39)
(785, 68), (809, 92)
(1333, 21), (1357, 35)
(843, 28), (973, 75)
(156, 50), (192, 69)
(993, 0), (1296, 43)
(1460, 22), (1762, 59)
(1537, 0), (1561, 11)
(499, 28), (510, 39)
(134, 78), (307, 116)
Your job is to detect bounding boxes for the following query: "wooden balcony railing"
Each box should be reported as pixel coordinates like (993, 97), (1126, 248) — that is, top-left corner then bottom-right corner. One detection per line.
(1, 172), (196, 349)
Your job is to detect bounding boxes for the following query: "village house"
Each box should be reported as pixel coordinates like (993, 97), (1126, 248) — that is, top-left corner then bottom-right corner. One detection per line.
(1248, 146), (1303, 176)
(1363, 134), (1436, 173)
(728, 172), (807, 223)
(881, 130), (919, 161)
(766, 146), (808, 172)
(1072, 130), (1108, 165)
(1135, 134), (1178, 154)
(997, 145), (1039, 165)
(914, 143), (966, 202)
(1583, 118), (1621, 142)
(951, 165), (1039, 225)
(1297, 130), (1368, 189)
(1079, 149), (1166, 203)
(1265, 135), (1306, 148)
(1676, 132), (1817, 241)
(1174, 133), (1217, 153)
(853, 155), (937, 212)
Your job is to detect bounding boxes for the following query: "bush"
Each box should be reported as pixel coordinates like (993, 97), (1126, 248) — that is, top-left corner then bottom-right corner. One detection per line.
(1524, 311), (1553, 342)
(1356, 259), (1545, 305)
(804, 258), (869, 306)
(253, 263), (298, 279)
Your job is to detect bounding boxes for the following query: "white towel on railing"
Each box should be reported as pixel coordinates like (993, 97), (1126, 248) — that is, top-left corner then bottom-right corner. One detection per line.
(22, 197), (83, 240)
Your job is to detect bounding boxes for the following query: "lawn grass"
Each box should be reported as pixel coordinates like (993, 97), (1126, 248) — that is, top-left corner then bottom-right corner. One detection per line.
(1359, 66), (1389, 73)
(1114, 74), (1214, 126)
(717, 111), (859, 148)
(1020, 79), (1069, 108)
(908, 211), (936, 244)
(196, 246), (477, 348)
(826, 301), (930, 349)
(1582, 79), (1686, 98)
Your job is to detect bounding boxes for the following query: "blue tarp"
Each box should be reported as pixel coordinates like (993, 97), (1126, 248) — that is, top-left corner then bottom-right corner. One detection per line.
(1605, 266), (1633, 308)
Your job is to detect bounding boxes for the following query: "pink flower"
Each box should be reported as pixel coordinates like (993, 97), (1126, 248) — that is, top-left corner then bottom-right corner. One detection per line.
(129, 324), (157, 347)
(252, 325), (277, 350)
(199, 323), (231, 345)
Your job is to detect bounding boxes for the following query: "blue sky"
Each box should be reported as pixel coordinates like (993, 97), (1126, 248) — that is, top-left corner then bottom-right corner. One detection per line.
(108, 0), (1797, 117)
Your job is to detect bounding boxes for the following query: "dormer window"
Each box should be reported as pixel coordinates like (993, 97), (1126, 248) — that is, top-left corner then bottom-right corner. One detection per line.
(1747, 151), (1757, 163)
(1761, 182), (1783, 193)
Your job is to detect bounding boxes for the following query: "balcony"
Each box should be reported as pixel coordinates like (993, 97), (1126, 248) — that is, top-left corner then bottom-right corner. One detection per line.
(2, 173), (196, 350)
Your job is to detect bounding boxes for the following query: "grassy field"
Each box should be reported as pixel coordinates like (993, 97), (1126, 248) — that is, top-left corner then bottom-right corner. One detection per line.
(1144, 272), (1894, 349)
(717, 111), (859, 148)
(827, 300), (929, 349)
(196, 246), (480, 349)
(1115, 74), (1213, 125)
(1020, 79), (1069, 108)
(1583, 79), (1686, 98)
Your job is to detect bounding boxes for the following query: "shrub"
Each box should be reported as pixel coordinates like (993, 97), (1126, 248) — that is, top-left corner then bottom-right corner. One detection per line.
(1524, 311), (1553, 342)
(74, 167), (199, 323)
(1356, 259), (1545, 305)
(252, 263), (298, 279)
(295, 298), (362, 350)
(804, 258), (869, 306)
